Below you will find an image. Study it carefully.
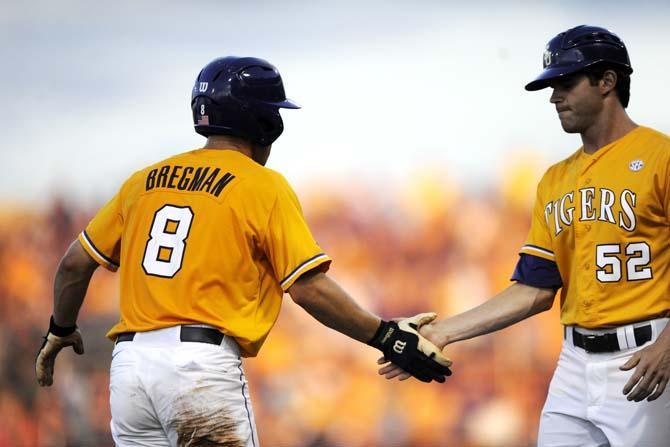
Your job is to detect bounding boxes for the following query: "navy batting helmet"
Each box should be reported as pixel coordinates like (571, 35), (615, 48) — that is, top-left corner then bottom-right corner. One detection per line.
(525, 25), (633, 91)
(191, 56), (300, 145)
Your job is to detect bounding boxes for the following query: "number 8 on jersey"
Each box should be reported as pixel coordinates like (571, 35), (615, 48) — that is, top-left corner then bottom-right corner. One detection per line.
(142, 205), (194, 278)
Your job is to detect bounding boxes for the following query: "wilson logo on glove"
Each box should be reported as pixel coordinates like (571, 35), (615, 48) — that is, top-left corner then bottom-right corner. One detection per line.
(393, 340), (406, 354)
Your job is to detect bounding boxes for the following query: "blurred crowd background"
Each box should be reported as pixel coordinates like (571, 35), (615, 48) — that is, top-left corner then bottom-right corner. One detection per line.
(0, 164), (565, 447)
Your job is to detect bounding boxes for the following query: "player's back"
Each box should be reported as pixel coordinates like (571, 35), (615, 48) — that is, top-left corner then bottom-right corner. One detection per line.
(79, 148), (307, 355)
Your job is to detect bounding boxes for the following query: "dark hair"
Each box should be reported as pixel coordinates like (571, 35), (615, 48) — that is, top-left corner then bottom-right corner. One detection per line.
(585, 63), (631, 108)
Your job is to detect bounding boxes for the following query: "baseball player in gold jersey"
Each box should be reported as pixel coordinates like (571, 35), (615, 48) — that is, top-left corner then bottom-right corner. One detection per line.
(35, 56), (451, 446)
(380, 25), (670, 445)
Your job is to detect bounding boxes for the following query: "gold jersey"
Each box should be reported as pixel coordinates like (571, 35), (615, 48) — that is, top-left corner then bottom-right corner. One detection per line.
(78, 149), (331, 356)
(521, 126), (670, 328)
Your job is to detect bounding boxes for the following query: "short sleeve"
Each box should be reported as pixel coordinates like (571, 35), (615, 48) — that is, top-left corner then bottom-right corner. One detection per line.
(511, 253), (563, 289)
(78, 190), (123, 271)
(519, 182), (555, 262)
(262, 180), (331, 291)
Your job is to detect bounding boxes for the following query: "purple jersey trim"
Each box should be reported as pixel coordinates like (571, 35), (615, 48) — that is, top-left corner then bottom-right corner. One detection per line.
(511, 253), (563, 290)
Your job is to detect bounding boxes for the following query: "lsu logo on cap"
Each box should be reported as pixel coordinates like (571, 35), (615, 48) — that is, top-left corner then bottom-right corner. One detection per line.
(629, 159), (644, 172)
(543, 47), (552, 67)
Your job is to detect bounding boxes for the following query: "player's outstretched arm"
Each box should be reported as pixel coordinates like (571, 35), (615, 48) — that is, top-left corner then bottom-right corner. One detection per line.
(36, 240), (99, 386)
(379, 282), (556, 380)
(288, 270), (451, 382)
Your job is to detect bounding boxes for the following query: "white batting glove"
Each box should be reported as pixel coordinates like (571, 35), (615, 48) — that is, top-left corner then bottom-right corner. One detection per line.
(36, 317), (85, 387)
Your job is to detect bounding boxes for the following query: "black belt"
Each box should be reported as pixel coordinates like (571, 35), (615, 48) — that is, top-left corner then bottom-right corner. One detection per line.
(569, 325), (652, 353)
(116, 327), (224, 345)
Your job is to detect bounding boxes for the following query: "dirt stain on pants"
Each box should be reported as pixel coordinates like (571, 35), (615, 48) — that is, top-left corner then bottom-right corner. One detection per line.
(173, 403), (245, 447)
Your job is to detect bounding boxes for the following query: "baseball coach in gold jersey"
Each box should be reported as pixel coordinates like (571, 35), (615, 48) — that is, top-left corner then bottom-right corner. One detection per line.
(35, 56), (451, 446)
(379, 25), (670, 446)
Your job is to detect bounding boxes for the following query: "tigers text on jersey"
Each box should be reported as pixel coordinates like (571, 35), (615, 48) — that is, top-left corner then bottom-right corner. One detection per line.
(521, 126), (670, 328)
(78, 149), (331, 356)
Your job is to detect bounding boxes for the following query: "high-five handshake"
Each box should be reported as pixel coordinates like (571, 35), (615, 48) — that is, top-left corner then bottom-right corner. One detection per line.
(368, 313), (452, 383)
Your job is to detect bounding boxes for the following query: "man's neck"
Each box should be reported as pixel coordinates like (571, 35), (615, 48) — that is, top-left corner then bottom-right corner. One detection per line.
(581, 106), (637, 154)
(203, 135), (253, 158)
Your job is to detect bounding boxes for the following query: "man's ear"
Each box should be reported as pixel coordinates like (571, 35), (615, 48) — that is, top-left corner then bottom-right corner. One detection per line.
(600, 69), (618, 96)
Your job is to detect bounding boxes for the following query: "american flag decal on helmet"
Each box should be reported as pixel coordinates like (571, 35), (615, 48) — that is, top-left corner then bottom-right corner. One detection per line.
(197, 115), (209, 125)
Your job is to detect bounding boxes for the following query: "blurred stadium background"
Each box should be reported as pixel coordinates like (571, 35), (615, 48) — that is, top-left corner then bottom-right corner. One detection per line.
(2, 1), (669, 446)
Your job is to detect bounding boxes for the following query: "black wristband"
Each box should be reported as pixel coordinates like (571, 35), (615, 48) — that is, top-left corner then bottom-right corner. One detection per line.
(48, 316), (77, 337)
(367, 320), (392, 350)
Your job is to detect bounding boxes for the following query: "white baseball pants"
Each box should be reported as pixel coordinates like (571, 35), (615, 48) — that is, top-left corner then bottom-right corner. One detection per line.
(538, 318), (670, 447)
(109, 325), (258, 447)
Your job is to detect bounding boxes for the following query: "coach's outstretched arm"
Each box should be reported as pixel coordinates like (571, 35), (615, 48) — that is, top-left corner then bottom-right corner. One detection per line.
(379, 282), (555, 380)
(289, 270), (452, 382)
(36, 240), (99, 386)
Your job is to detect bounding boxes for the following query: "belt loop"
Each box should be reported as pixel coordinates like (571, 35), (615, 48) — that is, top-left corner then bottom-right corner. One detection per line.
(624, 325), (636, 348)
(616, 327), (630, 350)
(650, 319), (660, 340)
(565, 326), (573, 346)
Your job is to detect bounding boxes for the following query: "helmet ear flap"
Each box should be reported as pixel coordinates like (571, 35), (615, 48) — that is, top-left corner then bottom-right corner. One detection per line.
(255, 109), (283, 146)
(192, 97), (217, 137)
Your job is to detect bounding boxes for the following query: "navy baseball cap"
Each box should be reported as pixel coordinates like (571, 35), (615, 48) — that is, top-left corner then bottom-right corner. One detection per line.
(525, 25), (633, 91)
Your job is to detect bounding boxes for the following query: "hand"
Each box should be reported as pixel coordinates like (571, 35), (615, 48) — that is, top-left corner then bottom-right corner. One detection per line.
(369, 313), (452, 383)
(36, 317), (85, 387)
(378, 317), (450, 381)
(620, 335), (670, 402)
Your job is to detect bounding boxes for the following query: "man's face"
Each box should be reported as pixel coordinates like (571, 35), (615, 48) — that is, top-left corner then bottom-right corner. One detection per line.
(549, 73), (603, 134)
